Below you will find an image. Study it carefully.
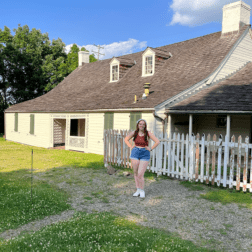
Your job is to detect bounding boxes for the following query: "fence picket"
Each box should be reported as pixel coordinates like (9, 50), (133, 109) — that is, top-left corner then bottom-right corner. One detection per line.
(236, 136), (242, 190)
(243, 137), (249, 192)
(123, 130), (126, 168)
(176, 133), (180, 178)
(171, 133), (176, 177)
(206, 134), (211, 184)
(164, 132), (168, 174)
(223, 135), (229, 187)
(200, 134), (205, 182)
(211, 134), (216, 185)
(127, 130), (130, 168)
(195, 133), (200, 182)
(185, 134), (189, 180)
(229, 135), (235, 188)
(167, 134), (171, 176)
(112, 130), (115, 165)
(181, 134), (184, 179)
(120, 130), (123, 166)
(217, 135), (222, 186)
(189, 135), (194, 182)
(151, 142), (155, 172)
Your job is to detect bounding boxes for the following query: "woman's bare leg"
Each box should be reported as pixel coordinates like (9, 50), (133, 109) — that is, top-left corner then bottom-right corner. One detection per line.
(131, 159), (140, 188)
(137, 161), (149, 189)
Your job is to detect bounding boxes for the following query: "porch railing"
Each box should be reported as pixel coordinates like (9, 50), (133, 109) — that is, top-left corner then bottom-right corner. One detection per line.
(104, 129), (252, 192)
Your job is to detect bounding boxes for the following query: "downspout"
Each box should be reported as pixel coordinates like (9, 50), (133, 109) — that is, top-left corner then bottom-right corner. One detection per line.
(153, 112), (167, 137)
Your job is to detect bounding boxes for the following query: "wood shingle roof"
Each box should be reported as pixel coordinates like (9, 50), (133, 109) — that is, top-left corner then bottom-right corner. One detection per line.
(5, 26), (250, 113)
(168, 62), (252, 113)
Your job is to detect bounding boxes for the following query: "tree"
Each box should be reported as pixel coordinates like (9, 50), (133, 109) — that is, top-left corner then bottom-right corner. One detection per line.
(53, 44), (97, 92)
(0, 24), (97, 133)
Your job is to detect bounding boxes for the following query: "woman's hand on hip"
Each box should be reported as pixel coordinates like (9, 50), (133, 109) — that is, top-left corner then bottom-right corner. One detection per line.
(145, 146), (151, 151)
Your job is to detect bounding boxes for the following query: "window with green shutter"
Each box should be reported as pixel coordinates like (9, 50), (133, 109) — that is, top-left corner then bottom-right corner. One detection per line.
(130, 112), (142, 130)
(30, 114), (34, 135)
(104, 113), (114, 130)
(14, 113), (18, 132)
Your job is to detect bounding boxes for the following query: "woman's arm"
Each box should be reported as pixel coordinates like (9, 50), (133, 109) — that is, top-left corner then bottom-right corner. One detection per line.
(124, 131), (135, 149)
(146, 131), (160, 151)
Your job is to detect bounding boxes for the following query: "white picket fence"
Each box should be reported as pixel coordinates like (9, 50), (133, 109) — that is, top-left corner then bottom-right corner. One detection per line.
(104, 130), (252, 192)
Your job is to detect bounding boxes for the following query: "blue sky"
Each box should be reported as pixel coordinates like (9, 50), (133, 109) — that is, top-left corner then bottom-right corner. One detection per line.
(1, 0), (252, 59)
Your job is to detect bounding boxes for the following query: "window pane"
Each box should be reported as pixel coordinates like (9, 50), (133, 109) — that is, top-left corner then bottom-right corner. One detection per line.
(112, 65), (118, 81)
(145, 56), (153, 74)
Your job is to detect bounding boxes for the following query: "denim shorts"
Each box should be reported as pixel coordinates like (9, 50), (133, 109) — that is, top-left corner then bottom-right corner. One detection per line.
(130, 147), (150, 162)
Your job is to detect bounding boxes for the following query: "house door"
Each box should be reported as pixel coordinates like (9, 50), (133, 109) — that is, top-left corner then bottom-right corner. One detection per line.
(53, 119), (66, 147)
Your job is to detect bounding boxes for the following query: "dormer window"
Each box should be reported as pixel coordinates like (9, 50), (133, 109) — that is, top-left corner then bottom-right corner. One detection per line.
(110, 57), (135, 82)
(112, 65), (118, 81)
(142, 47), (172, 77)
(142, 48), (155, 77)
(145, 56), (153, 75)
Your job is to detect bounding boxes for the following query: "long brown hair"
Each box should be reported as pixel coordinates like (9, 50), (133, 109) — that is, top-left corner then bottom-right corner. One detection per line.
(133, 120), (149, 142)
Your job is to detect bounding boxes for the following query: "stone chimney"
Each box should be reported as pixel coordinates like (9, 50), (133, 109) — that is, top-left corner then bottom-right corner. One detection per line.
(222, 1), (251, 35)
(78, 51), (89, 66)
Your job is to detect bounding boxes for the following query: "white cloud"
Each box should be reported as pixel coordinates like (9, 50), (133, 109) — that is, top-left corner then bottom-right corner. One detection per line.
(65, 38), (147, 60)
(169, 0), (252, 26)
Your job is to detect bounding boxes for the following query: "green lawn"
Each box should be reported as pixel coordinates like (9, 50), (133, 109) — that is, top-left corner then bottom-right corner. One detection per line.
(0, 137), (104, 173)
(0, 137), (217, 251)
(0, 137), (103, 232)
(0, 212), (215, 252)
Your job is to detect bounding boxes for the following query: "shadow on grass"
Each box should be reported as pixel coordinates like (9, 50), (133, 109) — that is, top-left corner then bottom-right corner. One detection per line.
(0, 168), (72, 233)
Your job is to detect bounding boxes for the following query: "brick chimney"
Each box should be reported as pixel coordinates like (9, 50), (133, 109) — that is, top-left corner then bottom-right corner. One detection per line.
(78, 51), (89, 66)
(222, 1), (251, 35)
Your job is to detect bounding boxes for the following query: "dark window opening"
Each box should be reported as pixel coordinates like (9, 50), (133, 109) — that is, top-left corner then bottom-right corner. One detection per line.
(216, 115), (227, 128)
(70, 119), (85, 137)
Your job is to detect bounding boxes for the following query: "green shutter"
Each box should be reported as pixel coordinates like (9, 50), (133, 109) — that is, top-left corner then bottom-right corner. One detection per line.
(104, 113), (114, 130)
(30, 114), (34, 135)
(14, 113), (18, 132)
(130, 112), (142, 130)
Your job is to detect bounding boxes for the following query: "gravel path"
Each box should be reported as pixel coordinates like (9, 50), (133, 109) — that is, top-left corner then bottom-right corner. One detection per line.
(1, 167), (252, 252)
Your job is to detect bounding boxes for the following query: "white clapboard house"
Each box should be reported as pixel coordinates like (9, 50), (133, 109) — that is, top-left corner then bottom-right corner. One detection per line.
(5, 1), (252, 155)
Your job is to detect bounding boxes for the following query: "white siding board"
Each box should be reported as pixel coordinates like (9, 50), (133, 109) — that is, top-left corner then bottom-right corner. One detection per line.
(155, 107), (166, 134)
(142, 113), (155, 133)
(213, 32), (252, 82)
(87, 113), (104, 155)
(6, 113), (51, 148)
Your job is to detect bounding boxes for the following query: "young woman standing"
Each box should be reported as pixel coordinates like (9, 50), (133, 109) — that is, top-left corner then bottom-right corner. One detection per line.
(124, 119), (160, 198)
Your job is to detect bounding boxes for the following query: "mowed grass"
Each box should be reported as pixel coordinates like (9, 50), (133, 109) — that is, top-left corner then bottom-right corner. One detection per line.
(200, 189), (252, 208)
(0, 137), (103, 232)
(0, 137), (104, 173)
(0, 212), (215, 252)
(0, 170), (71, 233)
(1, 137), (217, 251)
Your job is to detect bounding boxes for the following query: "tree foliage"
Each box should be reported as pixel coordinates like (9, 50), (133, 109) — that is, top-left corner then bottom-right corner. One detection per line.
(0, 24), (97, 133)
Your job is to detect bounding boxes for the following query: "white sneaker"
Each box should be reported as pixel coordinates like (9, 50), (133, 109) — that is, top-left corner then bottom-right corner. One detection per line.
(139, 190), (145, 198)
(133, 189), (140, 197)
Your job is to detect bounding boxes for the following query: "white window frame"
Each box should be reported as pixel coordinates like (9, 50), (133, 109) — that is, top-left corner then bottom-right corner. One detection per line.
(111, 64), (119, 82)
(110, 58), (120, 82)
(142, 48), (155, 77)
(145, 56), (153, 75)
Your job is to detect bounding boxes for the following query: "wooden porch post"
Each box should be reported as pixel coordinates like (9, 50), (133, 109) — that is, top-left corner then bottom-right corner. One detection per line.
(226, 115), (231, 141)
(189, 114), (193, 137)
(168, 114), (172, 138)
